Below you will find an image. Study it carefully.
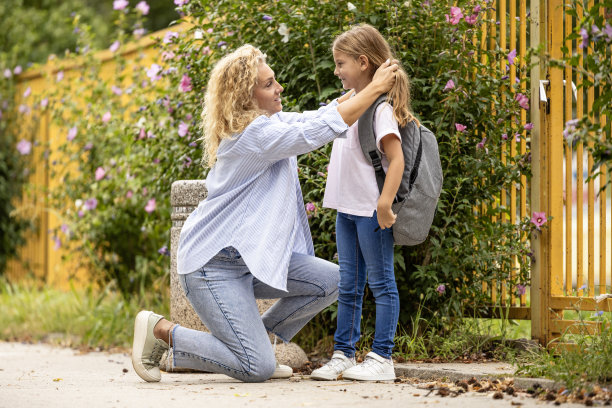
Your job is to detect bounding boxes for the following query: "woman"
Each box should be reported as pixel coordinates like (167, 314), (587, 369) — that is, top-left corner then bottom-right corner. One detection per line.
(131, 44), (398, 383)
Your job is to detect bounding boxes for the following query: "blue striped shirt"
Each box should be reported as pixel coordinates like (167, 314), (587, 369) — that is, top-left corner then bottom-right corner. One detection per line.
(177, 100), (347, 291)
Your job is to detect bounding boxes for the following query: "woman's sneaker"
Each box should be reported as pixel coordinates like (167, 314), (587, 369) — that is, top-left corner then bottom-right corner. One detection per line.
(131, 311), (169, 382)
(341, 351), (395, 381)
(310, 351), (356, 380)
(271, 362), (293, 379)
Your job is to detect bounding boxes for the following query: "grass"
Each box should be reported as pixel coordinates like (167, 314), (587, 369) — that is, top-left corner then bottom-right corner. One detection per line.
(0, 278), (169, 350)
(513, 311), (612, 391)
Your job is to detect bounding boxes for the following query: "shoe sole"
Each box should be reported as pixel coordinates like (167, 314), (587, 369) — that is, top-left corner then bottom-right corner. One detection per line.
(131, 311), (160, 382)
(342, 372), (396, 381)
(310, 372), (341, 381)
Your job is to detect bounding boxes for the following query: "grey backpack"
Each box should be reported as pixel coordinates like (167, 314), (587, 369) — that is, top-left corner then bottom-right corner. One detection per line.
(358, 95), (443, 246)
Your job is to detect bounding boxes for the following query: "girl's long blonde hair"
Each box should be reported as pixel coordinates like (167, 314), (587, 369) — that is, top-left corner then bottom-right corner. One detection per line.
(201, 44), (266, 167)
(333, 24), (419, 127)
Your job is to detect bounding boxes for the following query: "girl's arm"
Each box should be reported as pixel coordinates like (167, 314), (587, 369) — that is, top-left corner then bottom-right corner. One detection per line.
(376, 134), (404, 229)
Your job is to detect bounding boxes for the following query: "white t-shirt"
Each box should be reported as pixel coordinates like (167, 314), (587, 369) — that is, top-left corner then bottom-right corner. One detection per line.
(323, 102), (401, 217)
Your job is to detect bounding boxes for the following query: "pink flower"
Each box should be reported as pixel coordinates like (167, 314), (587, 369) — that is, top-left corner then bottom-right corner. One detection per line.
(16, 139), (32, 155)
(515, 133), (521, 142)
(507, 49), (517, 65)
(135, 1), (149, 14)
(56, 71), (64, 82)
(515, 93), (529, 110)
(443, 79), (455, 91)
(144, 198), (156, 213)
(138, 127), (146, 139)
(84, 198), (98, 211)
(465, 13), (478, 25)
(579, 28), (589, 49)
(604, 23), (612, 43)
(161, 51), (175, 61)
(445, 6), (463, 25)
(305, 202), (316, 212)
(515, 284), (526, 296)
(133, 28), (146, 38)
(3, 69), (12, 78)
(102, 111), (111, 123)
(473, 5), (481, 13)
(524, 122), (533, 130)
(530, 211), (547, 230)
(113, 0), (128, 10)
(40, 98), (49, 108)
(183, 156), (192, 167)
(67, 126), (77, 141)
(563, 119), (579, 139)
(178, 74), (193, 92)
(455, 123), (467, 132)
(111, 85), (123, 95)
(142, 187), (148, 196)
(501, 133), (508, 140)
(146, 64), (161, 81)
(202, 46), (211, 56)
(174, 0), (189, 5)
(95, 167), (106, 181)
(53, 236), (62, 250)
(13, 65), (22, 75)
(109, 41), (120, 53)
(126, 190), (133, 199)
(476, 137), (487, 150)
(436, 284), (446, 294)
(163, 31), (179, 44)
(178, 121), (189, 137)
(23, 87), (31, 98)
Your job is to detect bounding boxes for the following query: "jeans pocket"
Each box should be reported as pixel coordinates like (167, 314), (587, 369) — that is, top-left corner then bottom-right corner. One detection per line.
(179, 273), (190, 297)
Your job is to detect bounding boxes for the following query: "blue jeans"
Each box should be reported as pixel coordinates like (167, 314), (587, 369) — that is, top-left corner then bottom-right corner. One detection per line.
(172, 247), (339, 382)
(334, 211), (399, 359)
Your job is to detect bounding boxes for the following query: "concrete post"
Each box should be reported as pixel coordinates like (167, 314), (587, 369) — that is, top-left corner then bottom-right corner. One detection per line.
(169, 180), (308, 369)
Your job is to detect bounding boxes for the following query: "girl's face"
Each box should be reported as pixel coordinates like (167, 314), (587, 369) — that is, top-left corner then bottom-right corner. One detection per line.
(333, 50), (371, 92)
(253, 62), (284, 116)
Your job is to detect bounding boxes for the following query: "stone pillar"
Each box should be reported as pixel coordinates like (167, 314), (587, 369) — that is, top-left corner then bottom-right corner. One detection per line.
(170, 180), (307, 369)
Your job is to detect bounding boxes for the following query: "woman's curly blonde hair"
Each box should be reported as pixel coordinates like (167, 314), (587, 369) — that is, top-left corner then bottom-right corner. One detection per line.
(200, 44), (266, 167)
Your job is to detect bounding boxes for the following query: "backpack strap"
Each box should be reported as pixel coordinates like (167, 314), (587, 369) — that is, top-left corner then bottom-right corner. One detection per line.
(358, 94), (391, 195)
(408, 126), (423, 191)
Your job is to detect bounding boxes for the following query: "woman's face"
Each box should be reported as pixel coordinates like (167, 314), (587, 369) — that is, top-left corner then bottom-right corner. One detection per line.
(253, 63), (284, 116)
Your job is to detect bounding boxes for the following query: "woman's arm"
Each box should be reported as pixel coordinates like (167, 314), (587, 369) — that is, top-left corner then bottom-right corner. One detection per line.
(376, 134), (404, 229)
(336, 59), (398, 126)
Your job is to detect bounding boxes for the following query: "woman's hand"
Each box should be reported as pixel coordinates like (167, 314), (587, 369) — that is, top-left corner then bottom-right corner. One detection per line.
(371, 59), (399, 94)
(376, 200), (397, 230)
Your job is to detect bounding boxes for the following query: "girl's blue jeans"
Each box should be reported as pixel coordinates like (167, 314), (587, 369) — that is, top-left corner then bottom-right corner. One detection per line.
(172, 247), (339, 382)
(333, 211), (399, 359)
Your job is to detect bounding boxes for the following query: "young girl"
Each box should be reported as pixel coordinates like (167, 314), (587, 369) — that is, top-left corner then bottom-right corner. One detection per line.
(311, 24), (419, 381)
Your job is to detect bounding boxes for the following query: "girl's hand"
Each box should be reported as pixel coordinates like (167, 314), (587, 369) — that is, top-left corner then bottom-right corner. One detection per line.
(377, 201), (397, 230)
(371, 59), (399, 94)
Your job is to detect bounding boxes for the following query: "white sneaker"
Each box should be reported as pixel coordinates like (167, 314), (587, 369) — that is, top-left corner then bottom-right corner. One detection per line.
(310, 351), (356, 381)
(271, 362), (293, 379)
(341, 351), (395, 381)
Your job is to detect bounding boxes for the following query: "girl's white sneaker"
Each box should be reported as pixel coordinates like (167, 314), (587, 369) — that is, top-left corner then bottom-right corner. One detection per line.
(341, 351), (395, 381)
(310, 351), (356, 380)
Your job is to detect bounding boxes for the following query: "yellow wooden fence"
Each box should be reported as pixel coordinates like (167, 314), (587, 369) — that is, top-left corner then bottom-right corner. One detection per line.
(6, 24), (188, 289)
(6, 3), (611, 345)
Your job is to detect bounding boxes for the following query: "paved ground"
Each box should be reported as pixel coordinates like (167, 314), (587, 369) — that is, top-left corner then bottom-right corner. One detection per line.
(0, 342), (582, 408)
